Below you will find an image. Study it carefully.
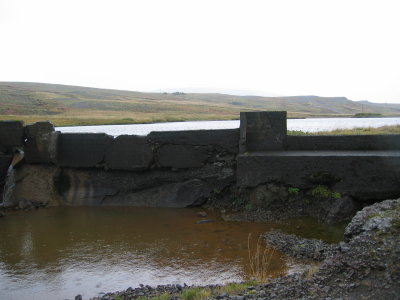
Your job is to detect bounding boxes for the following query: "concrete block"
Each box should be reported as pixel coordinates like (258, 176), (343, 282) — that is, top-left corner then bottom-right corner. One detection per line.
(148, 129), (239, 153)
(105, 135), (153, 170)
(24, 121), (58, 163)
(57, 133), (114, 168)
(157, 145), (209, 168)
(286, 135), (400, 151)
(240, 111), (287, 152)
(0, 121), (24, 148)
(237, 151), (400, 201)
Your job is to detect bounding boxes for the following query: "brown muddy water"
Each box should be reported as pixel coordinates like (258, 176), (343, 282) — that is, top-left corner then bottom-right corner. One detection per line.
(0, 207), (345, 300)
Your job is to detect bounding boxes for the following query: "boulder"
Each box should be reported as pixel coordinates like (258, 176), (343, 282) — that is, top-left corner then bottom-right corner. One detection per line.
(57, 133), (114, 168)
(148, 129), (239, 153)
(325, 196), (360, 224)
(105, 135), (153, 170)
(0, 120), (24, 149)
(157, 145), (209, 168)
(24, 121), (58, 163)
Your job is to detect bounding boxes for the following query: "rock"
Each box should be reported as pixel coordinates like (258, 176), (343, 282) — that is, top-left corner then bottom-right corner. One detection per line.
(264, 230), (335, 261)
(0, 120), (24, 149)
(104, 135), (153, 170)
(75, 295), (82, 300)
(18, 199), (33, 209)
(195, 219), (214, 224)
(197, 211), (208, 217)
(11, 164), (62, 207)
(102, 179), (211, 208)
(157, 145), (209, 168)
(148, 129), (239, 154)
(57, 133), (114, 168)
(325, 196), (360, 224)
(24, 121), (58, 163)
(344, 199), (400, 241)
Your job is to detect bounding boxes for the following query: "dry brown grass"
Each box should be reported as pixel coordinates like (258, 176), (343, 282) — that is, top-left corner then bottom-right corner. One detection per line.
(247, 233), (275, 282)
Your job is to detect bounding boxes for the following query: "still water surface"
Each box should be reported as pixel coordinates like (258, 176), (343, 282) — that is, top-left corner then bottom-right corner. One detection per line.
(0, 207), (345, 300)
(56, 117), (400, 136)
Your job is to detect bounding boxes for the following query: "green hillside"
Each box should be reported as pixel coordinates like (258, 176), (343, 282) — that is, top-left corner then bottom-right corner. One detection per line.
(1, 82), (399, 126)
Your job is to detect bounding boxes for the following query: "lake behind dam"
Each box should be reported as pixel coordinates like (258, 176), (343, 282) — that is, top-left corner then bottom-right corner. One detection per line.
(56, 117), (400, 136)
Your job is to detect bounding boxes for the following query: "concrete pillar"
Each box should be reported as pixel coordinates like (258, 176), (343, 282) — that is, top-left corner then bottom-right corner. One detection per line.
(239, 111), (287, 153)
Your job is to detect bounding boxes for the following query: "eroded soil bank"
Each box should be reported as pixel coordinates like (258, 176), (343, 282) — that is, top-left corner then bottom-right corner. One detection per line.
(90, 199), (400, 300)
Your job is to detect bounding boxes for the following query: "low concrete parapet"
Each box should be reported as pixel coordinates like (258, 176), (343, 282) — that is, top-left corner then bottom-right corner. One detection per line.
(286, 135), (400, 151)
(57, 133), (114, 168)
(105, 135), (153, 171)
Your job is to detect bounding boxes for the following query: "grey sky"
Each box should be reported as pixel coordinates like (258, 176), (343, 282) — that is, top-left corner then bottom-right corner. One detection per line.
(0, 0), (399, 103)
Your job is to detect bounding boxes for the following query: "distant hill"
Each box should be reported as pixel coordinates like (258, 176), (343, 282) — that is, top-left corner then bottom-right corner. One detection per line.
(1, 82), (399, 126)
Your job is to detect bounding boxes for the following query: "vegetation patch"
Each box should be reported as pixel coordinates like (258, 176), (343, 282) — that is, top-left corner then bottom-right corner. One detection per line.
(310, 185), (341, 200)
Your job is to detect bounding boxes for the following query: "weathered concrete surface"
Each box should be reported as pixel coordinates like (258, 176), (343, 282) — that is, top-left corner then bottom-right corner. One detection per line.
(286, 135), (400, 151)
(0, 154), (12, 202)
(237, 151), (400, 201)
(240, 111), (287, 152)
(102, 179), (211, 207)
(105, 135), (153, 170)
(24, 122), (58, 163)
(148, 129), (239, 153)
(0, 121), (24, 149)
(57, 165), (234, 206)
(57, 133), (114, 168)
(10, 164), (61, 207)
(157, 145), (209, 168)
(0, 154), (12, 184)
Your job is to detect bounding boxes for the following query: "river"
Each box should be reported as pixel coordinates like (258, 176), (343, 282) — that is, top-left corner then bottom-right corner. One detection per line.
(55, 117), (400, 136)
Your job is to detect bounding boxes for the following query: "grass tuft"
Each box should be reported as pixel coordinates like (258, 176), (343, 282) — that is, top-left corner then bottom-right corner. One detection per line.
(247, 233), (275, 282)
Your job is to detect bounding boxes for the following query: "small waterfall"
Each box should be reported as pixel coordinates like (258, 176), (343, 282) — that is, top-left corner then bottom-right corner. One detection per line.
(1, 166), (16, 208)
(1, 151), (24, 208)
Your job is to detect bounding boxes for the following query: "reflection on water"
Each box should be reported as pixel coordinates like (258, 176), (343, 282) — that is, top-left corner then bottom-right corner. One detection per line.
(0, 207), (344, 300)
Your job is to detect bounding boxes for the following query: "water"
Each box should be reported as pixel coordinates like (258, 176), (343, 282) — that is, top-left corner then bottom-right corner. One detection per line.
(0, 207), (345, 300)
(56, 117), (400, 136)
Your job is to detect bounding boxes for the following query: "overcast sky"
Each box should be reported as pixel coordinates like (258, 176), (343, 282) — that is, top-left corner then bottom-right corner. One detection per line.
(1, 0), (399, 103)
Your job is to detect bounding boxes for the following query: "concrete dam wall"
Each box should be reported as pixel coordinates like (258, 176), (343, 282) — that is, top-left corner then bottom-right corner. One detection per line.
(1, 112), (400, 209)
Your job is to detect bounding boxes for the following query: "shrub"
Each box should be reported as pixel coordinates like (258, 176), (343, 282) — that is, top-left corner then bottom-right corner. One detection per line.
(288, 187), (300, 195)
(181, 288), (211, 300)
(310, 185), (332, 199)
